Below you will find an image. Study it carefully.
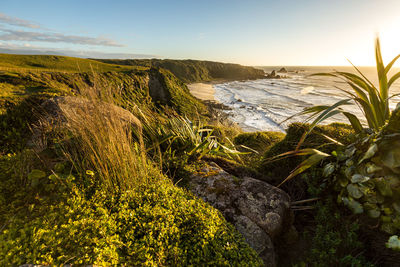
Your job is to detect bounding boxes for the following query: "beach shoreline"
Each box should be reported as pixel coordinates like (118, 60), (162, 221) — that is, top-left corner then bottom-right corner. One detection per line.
(187, 82), (217, 101)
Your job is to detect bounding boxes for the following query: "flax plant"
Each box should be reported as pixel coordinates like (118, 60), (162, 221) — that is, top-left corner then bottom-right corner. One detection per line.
(276, 37), (400, 187)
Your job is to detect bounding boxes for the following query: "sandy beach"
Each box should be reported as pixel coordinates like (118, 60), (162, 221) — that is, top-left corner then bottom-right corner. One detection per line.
(187, 83), (216, 101)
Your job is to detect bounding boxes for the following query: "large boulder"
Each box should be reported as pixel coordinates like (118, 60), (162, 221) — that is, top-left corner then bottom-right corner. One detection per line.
(187, 162), (292, 266)
(39, 96), (138, 123)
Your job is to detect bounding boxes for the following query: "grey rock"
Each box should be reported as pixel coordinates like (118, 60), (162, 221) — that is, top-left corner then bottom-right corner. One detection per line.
(40, 96), (137, 124)
(235, 215), (275, 265)
(188, 162), (292, 266)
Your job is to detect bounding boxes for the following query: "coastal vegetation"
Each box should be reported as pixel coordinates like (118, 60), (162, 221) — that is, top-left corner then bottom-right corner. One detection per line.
(1, 40), (399, 266)
(259, 38), (400, 265)
(0, 56), (263, 265)
(95, 58), (266, 83)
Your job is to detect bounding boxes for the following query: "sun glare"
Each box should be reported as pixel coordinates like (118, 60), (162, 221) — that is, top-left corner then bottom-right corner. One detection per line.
(379, 18), (400, 67)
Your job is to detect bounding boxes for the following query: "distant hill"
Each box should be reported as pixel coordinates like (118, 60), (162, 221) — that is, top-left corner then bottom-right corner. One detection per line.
(0, 53), (141, 73)
(94, 59), (265, 83)
(0, 53), (264, 118)
(0, 54), (206, 118)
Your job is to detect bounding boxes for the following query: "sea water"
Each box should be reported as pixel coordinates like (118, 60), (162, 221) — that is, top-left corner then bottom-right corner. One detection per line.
(213, 66), (400, 132)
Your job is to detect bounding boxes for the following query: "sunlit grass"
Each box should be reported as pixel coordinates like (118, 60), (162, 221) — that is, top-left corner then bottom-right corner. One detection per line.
(0, 53), (148, 73)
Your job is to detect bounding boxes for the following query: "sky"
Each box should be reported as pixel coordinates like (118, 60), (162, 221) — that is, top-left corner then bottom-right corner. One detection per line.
(1, 0), (400, 66)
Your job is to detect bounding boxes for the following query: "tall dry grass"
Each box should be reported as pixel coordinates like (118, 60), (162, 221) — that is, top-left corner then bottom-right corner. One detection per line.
(57, 76), (152, 193)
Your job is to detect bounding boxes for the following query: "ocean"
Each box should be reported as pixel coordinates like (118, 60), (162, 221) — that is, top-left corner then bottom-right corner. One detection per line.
(213, 66), (400, 132)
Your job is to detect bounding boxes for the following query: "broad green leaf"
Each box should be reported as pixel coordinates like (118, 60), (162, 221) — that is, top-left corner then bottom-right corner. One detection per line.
(347, 184), (363, 199)
(348, 60), (377, 91)
(344, 166), (354, 179)
(385, 54), (400, 74)
(309, 72), (339, 78)
(345, 159), (354, 167)
(323, 163), (335, 177)
(342, 112), (363, 133)
(342, 197), (364, 214)
(336, 71), (370, 92)
(364, 202), (381, 218)
(375, 38), (389, 102)
(386, 235), (400, 251)
(268, 148), (327, 162)
(278, 149), (330, 187)
(307, 99), (351, 135)
(346, 81), (370, 103)
(351, 174), (369, 183)
(352, 97), (378, 129)
(365, 162), (382, 174)
(345, 146), (356, 158)
(380, 140), (400, 170)
(388, 71), (400, 89)
(359, 143), (378, 164)
(375, 177), (393, 197)
(367, 209), (381, 218)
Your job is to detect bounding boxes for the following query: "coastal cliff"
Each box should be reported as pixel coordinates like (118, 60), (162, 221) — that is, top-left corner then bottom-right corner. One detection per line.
(95, 58), (266, 83)
(0, 54), (207, 117)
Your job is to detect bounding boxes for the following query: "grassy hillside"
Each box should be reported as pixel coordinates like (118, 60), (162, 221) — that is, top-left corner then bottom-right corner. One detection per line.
(0, 53), (142, 73)
(95, 58), (266, 83)
(0, 54), (207, 117)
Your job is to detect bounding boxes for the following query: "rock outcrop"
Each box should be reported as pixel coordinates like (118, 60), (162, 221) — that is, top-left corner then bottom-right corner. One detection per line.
(40, 96), (138, 123)
(278, 67), (288, 73)
(187, 162), (292, 266)
(266, 70), (281, 79)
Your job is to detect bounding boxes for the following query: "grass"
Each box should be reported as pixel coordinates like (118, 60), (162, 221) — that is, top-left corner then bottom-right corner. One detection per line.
(0, 72), (263, 265)
(0, 53), (145, 73)
(56, 89), (149, 193)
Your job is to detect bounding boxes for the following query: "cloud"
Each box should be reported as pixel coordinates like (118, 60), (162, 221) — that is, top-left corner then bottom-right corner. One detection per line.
(0, 28), (123, 47)
(0, 43), (157, 59)
(0, 13), (40, 29)
(0, 13), (123, 47)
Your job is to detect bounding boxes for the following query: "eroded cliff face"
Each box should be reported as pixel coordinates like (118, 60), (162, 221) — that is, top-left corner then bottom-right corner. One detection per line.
(96, 58), (266, 83)
(147, 68), (171, 106)
(0, 67), (207, 118)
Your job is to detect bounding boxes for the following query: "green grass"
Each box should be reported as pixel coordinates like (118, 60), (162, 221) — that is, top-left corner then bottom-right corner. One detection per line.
(0, 79), (262, 265)
(96, 58), (265, 83)
(0, 53), (144, 73)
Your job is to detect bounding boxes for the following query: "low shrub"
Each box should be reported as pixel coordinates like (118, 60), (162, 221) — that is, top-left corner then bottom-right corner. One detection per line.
(296, 198), (373, 266)
(0, 95), (47, 153)
(233, 131), (285, 154)
(0, 152), (262, 266)
(277, 166), (374, 266)
(0, 85), (261, 265)
(231, 131), (285, 169)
